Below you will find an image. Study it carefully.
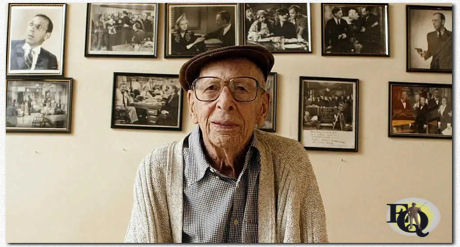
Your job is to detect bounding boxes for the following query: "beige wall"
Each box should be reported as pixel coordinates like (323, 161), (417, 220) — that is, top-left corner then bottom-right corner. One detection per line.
(5, 3), (452, 243)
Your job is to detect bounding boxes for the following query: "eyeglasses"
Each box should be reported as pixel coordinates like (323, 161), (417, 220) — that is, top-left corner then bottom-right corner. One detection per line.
(192, 76), (265, 102)
(27, 21), (47, 32)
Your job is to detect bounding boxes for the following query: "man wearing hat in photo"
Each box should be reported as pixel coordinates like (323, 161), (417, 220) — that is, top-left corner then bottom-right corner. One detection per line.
(125, 45), (328, 243)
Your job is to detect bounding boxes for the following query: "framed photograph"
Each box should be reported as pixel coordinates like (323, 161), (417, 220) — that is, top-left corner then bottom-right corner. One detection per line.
(6, 3), (67, 77)
(6, 78), (73, 133)
(165, 3), (239, 58)
(298, 76), (359, 152)
(321, 3), (389, 56)
(111, 73), (183, 130)
(388, 82), (452, 139)
(85, 3), (159, 57)
(242, 3), (311, 53)
(406, 5), (452, 73)
(259, 72), (277, 132)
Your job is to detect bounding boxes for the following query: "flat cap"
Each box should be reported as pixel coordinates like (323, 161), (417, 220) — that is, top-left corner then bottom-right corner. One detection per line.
(179, 45), (274, 91)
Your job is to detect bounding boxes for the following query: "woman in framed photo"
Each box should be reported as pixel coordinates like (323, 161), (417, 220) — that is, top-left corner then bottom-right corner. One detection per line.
(171, 14), (205, 56)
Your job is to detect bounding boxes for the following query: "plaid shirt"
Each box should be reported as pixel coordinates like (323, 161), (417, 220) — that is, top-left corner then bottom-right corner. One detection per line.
(182, 126), (260, 243)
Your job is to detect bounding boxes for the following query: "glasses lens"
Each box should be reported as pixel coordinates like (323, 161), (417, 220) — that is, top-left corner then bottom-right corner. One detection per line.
(195, 77), (222, 101)
(230, 77), (258, 101)
(194, 77), (259, 102)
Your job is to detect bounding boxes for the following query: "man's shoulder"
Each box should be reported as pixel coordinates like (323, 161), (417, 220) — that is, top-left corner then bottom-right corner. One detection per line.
(11, 39), (25, 49)
(255, 130), (307, 158)
(40, 47), (58, 60)
(139, 141), (181, 171)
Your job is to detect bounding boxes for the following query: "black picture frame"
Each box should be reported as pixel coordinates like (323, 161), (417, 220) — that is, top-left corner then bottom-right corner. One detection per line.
(111, 72), (183, 131)
(388, 81), (452, 139)
(164, 3), (240, 58)
(6, 3), (67, 77)
(84, 3), (159, 58)
(259, 72), (277, 132)
(406, 5), (452, 73)
(321, 3), (389, 57)
(241, 3), (312, 53)
(6, 77), (73, 133)
(298, 76), (359, 152)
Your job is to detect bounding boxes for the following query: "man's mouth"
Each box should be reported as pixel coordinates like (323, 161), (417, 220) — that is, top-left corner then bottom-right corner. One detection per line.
(212, 121), (239, 129)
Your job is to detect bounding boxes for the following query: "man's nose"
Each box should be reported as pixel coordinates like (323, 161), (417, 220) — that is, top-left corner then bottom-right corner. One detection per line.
(216, 86), (236, 111)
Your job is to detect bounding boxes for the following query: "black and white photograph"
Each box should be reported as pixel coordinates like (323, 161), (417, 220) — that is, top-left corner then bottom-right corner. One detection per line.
(85, 3), (158, 57)
(6, 78), (73, 133)
(321, 3), (389, 56)
(111, 73), (183, 130)
(298, 76), (359, 151)
(406, 5), (452, 73)
(242, 3), (311, 53)
(259, 72), (277, 132)
(165, 3), (239, 58)
(6, 3), (67, 76)
(389, 82), (452, 139)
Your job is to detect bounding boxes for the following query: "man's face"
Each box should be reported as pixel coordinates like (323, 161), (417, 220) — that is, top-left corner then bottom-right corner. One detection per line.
(432, 14), (444, 31)
(216, 14), (224, 26)
(349, 9), (359, 20)
(361, 8), (368, 17)
(334, 10), (343, 18)
(26, 16), (51, 47)
(433, 90), (439, 98)
(401, 91), (407, 100)
(187, 58), (269, 150)
(420, 96), (426, 106)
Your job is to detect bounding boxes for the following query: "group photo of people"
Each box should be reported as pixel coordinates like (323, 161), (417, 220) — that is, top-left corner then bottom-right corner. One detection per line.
(166, 4), (237, 57)
(112, 74), (181, 129)
(303, 81), (354, 131)
(86, 3), (156, 55)
(391, 84), (452, 136)
(322, 4), (388, 55)
(6, 80), (70, 129)
(243, 3), (311, 53)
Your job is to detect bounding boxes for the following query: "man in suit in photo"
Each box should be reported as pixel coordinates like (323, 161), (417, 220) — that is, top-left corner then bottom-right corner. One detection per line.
(10, 14), (58, 70)
(325, 7), (351, 53)
(417, 12), (452, 70)
(202, 10), (235, 47)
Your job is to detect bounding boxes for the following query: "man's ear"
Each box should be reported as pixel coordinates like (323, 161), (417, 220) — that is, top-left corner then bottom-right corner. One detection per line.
(187, 90), (198, 124)
(44, 32), (51, 41)
(257, 92), (270, 126)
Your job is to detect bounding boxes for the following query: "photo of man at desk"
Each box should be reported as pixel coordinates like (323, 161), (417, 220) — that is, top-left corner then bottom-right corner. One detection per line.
(112, 73), (182, 129)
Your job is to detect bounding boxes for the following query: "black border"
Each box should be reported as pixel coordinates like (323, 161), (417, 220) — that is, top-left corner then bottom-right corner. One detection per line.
(84, 3), (159, 58)
(406, 5), (453, 73)
(388, 81), (452, 139)
(320, 3), (390, 57)
(111, 72), (183, 131)
(240, 3), (312, 54)
(6, 3), (67, 77)
(164, 3), (240, 58)
(298, 76), (359, 152)
(6, 77), (73, 133)
(259, 72), (277, 132)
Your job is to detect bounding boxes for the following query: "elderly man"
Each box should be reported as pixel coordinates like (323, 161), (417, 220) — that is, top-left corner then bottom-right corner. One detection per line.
(9, 14), (58, 70)
(125, 45), (327, 243)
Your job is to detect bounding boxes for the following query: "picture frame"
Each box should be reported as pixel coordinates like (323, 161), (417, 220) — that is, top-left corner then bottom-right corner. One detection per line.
(406, 5), (452, 73)
(85, 3), (159, 58)
(164, 3), (240, 58)
(6, 3), (67, 77)
(298, 76), (359, 152)
(259, 72), (277, 132)
(6, 78), (73, 133)
(111, 73), (183, 130)
(321, 3), (389, 57)
(241, 3), (311, 53)
(388, 81), (452, 139)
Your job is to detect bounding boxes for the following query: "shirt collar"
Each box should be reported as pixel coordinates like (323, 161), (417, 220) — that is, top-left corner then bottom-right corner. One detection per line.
(22, 42), (41, 56)
(185, 125), (260, 186)
(223, 24), (232, 35)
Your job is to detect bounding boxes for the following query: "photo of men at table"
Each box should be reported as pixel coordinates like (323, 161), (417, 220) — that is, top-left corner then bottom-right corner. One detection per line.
(303, 81), (354, 131)
(391, 85), (452, 136)
(6, 81), (69, 128)
(167, 4), (237, 57)
(113, 75), (181, 127)
(88, 3), (156, 54)
(244, 3), (311, 52)
(323, 4), (387, 55)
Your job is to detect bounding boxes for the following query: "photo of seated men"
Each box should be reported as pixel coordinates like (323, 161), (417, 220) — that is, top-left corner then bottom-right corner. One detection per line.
(303, 82), (354, 131)
(6, 82), (69, 128)
(391, 86), (452, 136)
(88, 4), (156, 54)
(244, 3), (310, 52)
(167, 5), (237, 57)
(113, 75), (181, 127)
(323, 5), (386, 55)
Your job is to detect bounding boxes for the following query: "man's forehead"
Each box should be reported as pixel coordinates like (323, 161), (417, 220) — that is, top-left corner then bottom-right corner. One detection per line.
(199, 58), (264, 76)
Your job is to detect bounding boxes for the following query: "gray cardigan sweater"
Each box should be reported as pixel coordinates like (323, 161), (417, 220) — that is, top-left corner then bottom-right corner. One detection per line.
(125, 130), (328, 243)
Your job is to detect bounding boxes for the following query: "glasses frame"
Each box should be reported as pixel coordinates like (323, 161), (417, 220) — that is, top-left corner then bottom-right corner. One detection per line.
(191, 76), (266, 102)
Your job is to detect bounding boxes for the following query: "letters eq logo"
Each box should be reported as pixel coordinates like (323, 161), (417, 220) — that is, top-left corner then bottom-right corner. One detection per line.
(386, 198), (440, 237)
